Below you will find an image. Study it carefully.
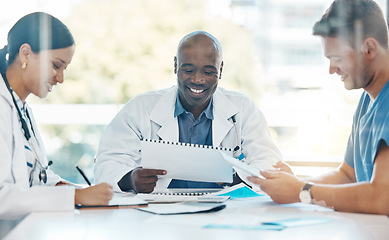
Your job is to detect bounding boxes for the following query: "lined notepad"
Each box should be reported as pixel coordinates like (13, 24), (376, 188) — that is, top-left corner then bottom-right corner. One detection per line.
(140, 139), (234, 183)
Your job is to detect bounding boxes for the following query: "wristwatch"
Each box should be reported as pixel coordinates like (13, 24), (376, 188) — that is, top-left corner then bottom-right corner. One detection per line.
(299, 182), (314, 204)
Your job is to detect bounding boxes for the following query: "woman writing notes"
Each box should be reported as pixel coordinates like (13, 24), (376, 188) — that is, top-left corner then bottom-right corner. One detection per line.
(0, 12), (113, 219)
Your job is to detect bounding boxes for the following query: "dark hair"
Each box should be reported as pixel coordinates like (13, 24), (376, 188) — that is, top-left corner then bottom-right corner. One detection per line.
(312, 0), (388, 48)
(0, 12), (74, 73)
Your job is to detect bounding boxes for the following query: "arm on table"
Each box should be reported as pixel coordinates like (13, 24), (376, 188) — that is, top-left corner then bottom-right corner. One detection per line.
(249, 143), (389, 214)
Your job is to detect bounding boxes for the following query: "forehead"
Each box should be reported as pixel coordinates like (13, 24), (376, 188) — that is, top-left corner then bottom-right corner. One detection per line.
(179, 46), (218, 62)
(177, 38), (221, 66)
(38, 45), (75, 64)
(323, 37), (354, 57)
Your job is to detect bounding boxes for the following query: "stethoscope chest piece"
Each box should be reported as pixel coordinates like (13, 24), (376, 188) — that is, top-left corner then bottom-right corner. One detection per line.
(39, 169), (47, 184)
(38, 160), (52, 184)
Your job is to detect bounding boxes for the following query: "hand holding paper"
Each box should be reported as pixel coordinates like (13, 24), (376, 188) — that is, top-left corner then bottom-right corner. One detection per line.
(140, 139), (233, 183)
(219, 151), (265, 182)
(130, 167), (167, 193)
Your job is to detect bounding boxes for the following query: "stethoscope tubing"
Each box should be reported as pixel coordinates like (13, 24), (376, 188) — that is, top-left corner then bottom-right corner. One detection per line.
(2, 72), (50, 185)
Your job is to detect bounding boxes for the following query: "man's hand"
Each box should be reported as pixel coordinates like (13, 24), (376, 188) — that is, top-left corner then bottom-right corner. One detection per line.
(130, 167), (166, 193)
(273, 161), (294, 175)
(248, 170), (304, 204)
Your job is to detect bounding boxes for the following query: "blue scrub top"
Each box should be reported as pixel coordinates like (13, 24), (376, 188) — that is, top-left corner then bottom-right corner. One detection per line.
(345, 81), (389, 182)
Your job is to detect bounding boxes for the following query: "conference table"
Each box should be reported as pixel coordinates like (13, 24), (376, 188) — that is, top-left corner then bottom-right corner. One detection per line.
(3, 192), (389, 240)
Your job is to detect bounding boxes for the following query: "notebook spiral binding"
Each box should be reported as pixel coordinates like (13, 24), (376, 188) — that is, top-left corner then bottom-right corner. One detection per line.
(152, 192), (210, 196)
(141, 138), (232, 152)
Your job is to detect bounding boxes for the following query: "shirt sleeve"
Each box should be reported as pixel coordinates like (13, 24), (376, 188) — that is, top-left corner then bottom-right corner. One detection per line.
(372, 109), (389, 162)
(240, 97), (283, 170)
(344, 133), (355, 168)
(0, 184), (75, 220)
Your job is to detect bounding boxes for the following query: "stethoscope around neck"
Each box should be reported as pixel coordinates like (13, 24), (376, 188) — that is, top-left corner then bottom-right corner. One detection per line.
(1, 72), (52, 185)
(231, 115), (245, 162)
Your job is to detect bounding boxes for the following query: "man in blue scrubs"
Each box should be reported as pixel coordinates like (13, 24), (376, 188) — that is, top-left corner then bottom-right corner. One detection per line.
(249, 0), (389, 214)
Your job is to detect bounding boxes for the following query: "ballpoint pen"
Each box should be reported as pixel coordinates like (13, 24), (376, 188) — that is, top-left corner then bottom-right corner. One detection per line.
(231, 116), (245, 162)
(76, 166), (92, 186)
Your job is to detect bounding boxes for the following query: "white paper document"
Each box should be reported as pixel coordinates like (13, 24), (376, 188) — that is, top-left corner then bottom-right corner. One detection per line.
(220, 151), (265, 181)
(138, 202), (226, 215)
(76, 194), (148, 209)
(109, 194), (148, 206)
(140, 139), (233, 183)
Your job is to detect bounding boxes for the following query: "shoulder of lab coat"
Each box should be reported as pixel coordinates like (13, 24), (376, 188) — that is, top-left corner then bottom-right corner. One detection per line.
(214, 87), (282, 170)
(94, 86), (178, 191)
(0, 79), (74, 220)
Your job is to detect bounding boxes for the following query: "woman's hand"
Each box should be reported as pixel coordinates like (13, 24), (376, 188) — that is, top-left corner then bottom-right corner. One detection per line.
(75, 182), (114, 205)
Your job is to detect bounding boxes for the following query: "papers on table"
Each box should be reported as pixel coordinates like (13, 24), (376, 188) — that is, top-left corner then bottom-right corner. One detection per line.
(204, 217), (333, 231)
(152, 188), (221, 195)
(75, 194), (148, 209)
(262, 217), (333, 228)
(137, 183), (264, 203)
(209, 183), (264, 199)
(138, 202), (226, 215)
(138, 194), (230, 203)
(138, 188), (229, 203)
(109, 194), (148, 206)
(279, 202), (334, 212)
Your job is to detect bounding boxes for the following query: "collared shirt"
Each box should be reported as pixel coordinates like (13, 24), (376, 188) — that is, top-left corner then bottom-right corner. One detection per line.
(174, 92), (213, 146)
(168, 91), (222, 189)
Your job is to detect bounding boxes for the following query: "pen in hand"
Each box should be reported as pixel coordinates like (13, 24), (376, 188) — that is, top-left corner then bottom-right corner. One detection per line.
(76, 166), (92, 186)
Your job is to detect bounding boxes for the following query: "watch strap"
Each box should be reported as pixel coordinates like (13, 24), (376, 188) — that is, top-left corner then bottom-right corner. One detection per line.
(302, 182), (314, 191)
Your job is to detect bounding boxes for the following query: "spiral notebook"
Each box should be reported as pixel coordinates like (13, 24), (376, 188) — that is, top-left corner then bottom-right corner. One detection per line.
(137, 188), (229, 203)
(138, 193), (230, 203)
(140, 139), (234, 183)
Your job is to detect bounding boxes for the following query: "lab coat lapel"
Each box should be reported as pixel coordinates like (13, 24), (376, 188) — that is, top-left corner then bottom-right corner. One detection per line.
(150, 86), (179, 142)
(212, 89), (239, 147)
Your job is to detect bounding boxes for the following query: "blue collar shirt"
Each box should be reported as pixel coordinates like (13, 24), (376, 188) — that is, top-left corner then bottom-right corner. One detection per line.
(169, 91), (222, 188)
(174, 92), (213, 146)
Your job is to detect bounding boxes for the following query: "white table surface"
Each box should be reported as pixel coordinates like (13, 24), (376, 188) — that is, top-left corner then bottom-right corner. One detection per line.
(3, 195), (389, 240)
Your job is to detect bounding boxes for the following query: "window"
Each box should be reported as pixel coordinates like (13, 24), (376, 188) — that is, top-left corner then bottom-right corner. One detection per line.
(1, 0), (387, 182)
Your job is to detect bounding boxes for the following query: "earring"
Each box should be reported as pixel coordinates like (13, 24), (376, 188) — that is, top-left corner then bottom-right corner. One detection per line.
(21, 62), (26, 69)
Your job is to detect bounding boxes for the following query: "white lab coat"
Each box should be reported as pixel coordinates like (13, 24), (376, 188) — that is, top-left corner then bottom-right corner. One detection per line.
(95, 86), (282, 192)
(0, 78), (74, 220)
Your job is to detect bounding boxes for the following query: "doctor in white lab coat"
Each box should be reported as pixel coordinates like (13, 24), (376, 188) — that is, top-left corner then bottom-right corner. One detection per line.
(0, 77), (75, 218)
(94, 31), (283, 193)
(0, 12), (113, 220)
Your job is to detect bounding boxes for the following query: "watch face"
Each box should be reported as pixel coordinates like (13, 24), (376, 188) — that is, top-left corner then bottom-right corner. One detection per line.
(299, 190), (312, 204)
